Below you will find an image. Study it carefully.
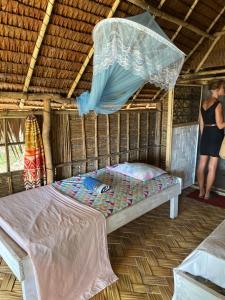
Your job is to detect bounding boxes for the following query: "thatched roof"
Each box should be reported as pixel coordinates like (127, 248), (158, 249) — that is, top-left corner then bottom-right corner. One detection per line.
(0, 0), (225, 110)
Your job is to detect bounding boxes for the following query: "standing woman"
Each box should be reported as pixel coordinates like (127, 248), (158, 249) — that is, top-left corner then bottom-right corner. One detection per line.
(197, 80), (225, 199)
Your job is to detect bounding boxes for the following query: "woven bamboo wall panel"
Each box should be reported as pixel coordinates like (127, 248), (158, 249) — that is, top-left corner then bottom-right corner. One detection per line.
(0, 109), (160, 196)
(70, 115), (84, 159)
(85, 114), (97, 158)
(119, 113), (129, 163)
(0, 171), (24, 197)
(11, 171), (24, 193)
(51, 115), (72, 179)
(129, 112), (139, 161)
(97, 115), (108, 156)
(67, 110), (159, 176)
(139, 112), (149, 162)
(109, 114), (119, 166)
(149, 111), (157, 164)
(173, 86), (202, 125)
(0, 175), (10, 197)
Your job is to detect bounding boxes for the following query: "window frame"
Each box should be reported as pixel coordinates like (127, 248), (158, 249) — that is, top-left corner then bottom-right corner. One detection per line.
(0, 118), (25, 175)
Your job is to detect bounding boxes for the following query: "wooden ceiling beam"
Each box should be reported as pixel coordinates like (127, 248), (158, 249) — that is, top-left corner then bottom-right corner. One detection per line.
(171, 0), (199, 42)
(151, 0), (199, 101)
(214, 30), (225, 37)
(0, 92), (72, 104)
(157, 0), (167, 10)
(20, 0), (55, 108)
(126, 0), (214, 39)
(67, 0), (121, 98)
(131, 0), (166, 103)
(180, 68), (225, 79)
(196, 25), (225, 72)
(23, 0), (55, 93)
(178, 75), (225, 84)
(185, 6), (225, 65)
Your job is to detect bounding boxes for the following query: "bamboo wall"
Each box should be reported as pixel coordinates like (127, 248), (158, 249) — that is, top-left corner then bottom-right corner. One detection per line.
(54, 110), (160, 178)
(0, 85), (203, 197)
(0, 109), (160, 197)
(0, 170), (24, 197)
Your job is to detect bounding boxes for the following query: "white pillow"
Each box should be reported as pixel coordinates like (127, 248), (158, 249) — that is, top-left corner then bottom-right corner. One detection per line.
(107, 162), (166, 181)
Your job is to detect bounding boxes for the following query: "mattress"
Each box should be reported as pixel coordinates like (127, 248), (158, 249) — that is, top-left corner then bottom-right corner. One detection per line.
(52, 168), (180, 218)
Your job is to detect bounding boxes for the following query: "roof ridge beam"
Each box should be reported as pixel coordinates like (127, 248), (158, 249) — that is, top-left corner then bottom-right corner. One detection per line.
(127, 0), (214, 40)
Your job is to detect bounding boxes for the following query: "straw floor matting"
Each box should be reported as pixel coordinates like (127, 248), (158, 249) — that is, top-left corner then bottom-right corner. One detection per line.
(1, 188), (225, 300)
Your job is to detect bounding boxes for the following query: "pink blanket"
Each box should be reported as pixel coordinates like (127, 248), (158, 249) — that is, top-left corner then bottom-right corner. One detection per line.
(0, 186), (117, 300)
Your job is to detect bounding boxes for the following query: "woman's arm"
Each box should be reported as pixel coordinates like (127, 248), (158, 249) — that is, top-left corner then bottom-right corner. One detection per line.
(199, 111), (204, 134)
(215, 103), (225, 129)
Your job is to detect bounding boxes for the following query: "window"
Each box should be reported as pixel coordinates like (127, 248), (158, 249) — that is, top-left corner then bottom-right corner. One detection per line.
(0, 118), (25, 174)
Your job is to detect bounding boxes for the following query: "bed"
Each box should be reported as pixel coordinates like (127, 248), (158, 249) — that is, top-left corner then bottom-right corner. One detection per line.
(0, 167), (181, 300)
(173, 218), (225, 300)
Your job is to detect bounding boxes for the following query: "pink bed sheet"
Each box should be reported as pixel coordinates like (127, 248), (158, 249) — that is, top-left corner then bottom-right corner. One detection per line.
(0, 185), (117, 300)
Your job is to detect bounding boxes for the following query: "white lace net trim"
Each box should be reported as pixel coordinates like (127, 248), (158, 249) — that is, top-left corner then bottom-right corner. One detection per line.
(93, 19), (185, 90)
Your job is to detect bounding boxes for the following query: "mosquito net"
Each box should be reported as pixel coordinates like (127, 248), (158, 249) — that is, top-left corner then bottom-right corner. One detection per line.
(77, 12), (185, 115)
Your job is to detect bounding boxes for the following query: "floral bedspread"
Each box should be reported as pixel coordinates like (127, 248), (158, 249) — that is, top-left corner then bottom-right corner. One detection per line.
(52, 168), (180, 218)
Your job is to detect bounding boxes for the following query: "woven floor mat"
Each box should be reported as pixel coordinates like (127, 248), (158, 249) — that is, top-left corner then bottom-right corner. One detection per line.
(1, 188), (225, 300)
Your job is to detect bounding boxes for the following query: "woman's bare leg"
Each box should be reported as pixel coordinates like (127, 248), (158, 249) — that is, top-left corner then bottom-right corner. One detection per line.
(205, 156), (219, 199)
(197, 155), (208, 197)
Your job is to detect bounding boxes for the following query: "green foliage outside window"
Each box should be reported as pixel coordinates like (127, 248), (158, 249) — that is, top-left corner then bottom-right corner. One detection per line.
(0, 119), (25, 174)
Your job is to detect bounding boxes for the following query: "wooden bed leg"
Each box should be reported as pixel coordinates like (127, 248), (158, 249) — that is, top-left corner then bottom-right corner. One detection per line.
(170, 196), (178, 219)
(21, 258), (38, 300)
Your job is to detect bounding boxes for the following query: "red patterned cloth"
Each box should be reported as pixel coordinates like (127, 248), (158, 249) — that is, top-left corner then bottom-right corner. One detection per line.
(24, 115), (46, 189)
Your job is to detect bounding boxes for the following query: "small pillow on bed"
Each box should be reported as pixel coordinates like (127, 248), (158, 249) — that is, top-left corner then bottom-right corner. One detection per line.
(108, 162), (166, 181)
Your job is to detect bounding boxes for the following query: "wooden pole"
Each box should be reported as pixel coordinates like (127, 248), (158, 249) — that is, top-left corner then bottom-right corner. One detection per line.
(81, 116), (87, 173)
(165, 89), (174, 171)
(155, 102), (162, 166)
(180, 68), (225, 79)
(196, 25), (225, 72)
(106, 115), (110, 166)
(184, 7), (225, 65)
(137, 112), (140, 161)
(179, 75), (225, 84)
(146, 111), (149, 161)
(21, 0), (55, 108)
(0, 92), (72, 104)
(42, 99), (53, 183)
(67, 0), (121, 98)
(94, 115), (98, 170)
(3, 119), (10, 173)
(171, 0), (199, 42)
(126, 113), (130, 161)
(117, 113), (120, 164)
(152, 0), (199, 101)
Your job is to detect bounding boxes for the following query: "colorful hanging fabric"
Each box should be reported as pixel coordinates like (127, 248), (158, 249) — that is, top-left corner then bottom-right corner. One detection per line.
(23, 115), (46, 190)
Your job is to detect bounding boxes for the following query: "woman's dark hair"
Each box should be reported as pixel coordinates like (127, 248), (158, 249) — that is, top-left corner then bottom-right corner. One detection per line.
(208, 80), (225, 91)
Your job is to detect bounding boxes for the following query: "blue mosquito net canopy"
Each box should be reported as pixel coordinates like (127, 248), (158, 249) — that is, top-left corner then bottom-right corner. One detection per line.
(77, 12), (185, 115)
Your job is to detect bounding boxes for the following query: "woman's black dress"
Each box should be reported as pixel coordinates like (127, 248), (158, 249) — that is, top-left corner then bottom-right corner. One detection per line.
(200, 101), (224, 157)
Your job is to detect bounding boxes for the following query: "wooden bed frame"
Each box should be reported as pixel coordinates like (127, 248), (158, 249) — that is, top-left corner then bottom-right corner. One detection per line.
(0, 183), (181, 300)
